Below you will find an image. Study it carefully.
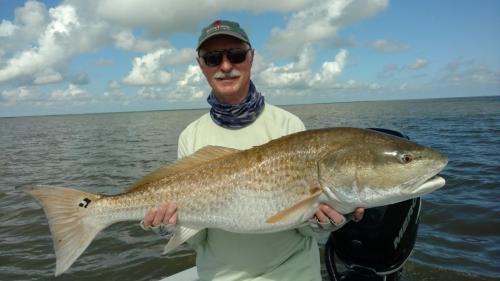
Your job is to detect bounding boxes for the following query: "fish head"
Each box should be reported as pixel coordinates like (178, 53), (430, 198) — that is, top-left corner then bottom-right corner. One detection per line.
(318, 130), (448, 213)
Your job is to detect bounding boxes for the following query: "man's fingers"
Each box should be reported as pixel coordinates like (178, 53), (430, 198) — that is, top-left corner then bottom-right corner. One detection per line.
(169, 212), (177, 225)
(317, 204), (345, 225)
(163, 202), (178, 225)
(314, 209), (329, 223)
(353, 207), (365, 222)
(143, 202), (178, 228)
(313, 205), (365, 227)
(143, 208), (157, 227)
(152, 204), (167, 226)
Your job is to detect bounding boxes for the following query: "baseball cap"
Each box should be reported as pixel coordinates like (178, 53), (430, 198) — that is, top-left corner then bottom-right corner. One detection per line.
(197, 20), (251, 51)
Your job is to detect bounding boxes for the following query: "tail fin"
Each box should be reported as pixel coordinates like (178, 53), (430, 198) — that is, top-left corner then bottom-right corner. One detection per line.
(24, 185), (107, 276)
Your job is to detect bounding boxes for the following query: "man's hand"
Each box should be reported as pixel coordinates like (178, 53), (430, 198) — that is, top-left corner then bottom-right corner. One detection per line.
(143, 202), (178, 227)
(311, 204), (365, 232)
(316, 204), (364, 224)
(140, 202), (177, 237)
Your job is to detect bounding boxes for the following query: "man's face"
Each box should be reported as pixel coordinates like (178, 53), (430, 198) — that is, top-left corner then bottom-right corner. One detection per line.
(198, 36), (253, 105)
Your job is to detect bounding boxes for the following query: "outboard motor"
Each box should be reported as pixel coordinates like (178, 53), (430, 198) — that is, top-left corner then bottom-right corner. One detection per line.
(324, 128), (421, 281)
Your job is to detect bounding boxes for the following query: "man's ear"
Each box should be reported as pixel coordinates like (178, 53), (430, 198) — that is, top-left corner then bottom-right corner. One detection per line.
(249, 49), (255, 66)
(197, 57), (208, 73)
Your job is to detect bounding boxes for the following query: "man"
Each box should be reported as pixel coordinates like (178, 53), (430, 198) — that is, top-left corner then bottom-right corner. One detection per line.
(142, 20), (363, 281)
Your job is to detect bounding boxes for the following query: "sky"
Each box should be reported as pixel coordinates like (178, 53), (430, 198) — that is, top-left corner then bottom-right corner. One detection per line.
(0, 0), (498, 117)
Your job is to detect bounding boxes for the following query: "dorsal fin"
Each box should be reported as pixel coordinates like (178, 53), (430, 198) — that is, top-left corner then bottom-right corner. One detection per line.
(128, 146), (240, 191)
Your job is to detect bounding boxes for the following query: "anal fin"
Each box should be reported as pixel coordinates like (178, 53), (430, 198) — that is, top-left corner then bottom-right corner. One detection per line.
(162, 226), (202, 255)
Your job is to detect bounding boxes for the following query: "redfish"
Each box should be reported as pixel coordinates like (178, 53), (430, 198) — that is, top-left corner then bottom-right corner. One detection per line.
(24, 127), (447, 276)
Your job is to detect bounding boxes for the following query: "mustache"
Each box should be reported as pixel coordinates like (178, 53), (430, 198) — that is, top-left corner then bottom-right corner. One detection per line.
(213, 69), (241, 79)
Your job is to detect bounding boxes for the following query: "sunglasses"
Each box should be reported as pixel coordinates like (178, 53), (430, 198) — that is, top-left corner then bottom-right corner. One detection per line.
(200, 48), (251, 67)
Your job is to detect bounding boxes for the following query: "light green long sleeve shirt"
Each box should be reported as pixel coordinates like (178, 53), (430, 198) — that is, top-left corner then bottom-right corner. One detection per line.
(177, 103), (322, 281)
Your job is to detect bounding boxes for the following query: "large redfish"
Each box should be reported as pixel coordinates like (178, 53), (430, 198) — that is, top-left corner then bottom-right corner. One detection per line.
(24, 128), (447, 276)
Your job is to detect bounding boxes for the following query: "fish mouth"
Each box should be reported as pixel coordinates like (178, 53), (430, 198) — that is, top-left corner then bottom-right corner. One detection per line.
(411, 175), (446, 195)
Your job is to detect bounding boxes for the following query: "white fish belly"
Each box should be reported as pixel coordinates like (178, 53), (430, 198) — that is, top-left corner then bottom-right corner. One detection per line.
(178, 187), (313, 233)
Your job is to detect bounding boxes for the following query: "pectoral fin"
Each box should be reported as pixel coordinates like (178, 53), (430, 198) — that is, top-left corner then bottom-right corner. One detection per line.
(266, 189), (322, 224)
(162, 226), (203, 255)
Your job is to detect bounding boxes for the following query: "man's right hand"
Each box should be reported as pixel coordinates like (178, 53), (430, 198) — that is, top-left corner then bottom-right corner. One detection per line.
(140, 202), (177, 237)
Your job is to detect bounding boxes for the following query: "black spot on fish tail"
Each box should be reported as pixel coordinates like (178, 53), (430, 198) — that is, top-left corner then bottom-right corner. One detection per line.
(78, 198), (91, 208)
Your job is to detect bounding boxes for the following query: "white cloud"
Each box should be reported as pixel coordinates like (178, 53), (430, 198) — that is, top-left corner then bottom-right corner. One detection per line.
(169, 49), (196, 65)
(1, 84), (91, 106)
(369, 83), (382, 90)
(108, 80), (121, 89)
(113, 30), (170, 52)
(268, 0), (388, 58)
(441, 58), (500, 85)
(0, 84), (92, 106)
(71, 73), (90, 85)
(333, 0), (388, 24)
(409, 58), (428, 70)
(175, 64), (208, 100)
(0, 20), (18, 37)
(95, 0), (310, 34)
(0, 2), (110, 84)
(15, 1), (48, 29)
(107, 63), (204, 105)
(123, 49), (173, 85)
(255, 48), (347, 90)
(243, 1), (310, 12)
(177, 65), (203, 87)
(96, 0), (205, 33)
(471, 67), (499, 84)
(312, 49), (347, 84)
(369, 39), (409, 53)
(256, 47), (314, 89)
(0, 87), (40, 105)
(103, 80), (125, 101)
(33, 68), (63, 84)
(0, 5), (79, 83)
(191, 90), (205, 100)
(377, 58), (428, 80)
(0, 1), (48, 62)
(48, 84), (91, 102)
(129, 64), (207, 102)
(5, 1), (49, 46)
(123, 47), (195, 85)
(137, 86), (165, 99)
(378, 63), (401, 78)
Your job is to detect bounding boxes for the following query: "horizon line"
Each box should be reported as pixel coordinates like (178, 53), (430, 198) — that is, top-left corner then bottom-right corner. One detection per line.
(1, 94), (498, 119)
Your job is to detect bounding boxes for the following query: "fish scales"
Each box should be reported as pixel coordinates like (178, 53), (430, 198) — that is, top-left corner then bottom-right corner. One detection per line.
(99, 132), (325, 231)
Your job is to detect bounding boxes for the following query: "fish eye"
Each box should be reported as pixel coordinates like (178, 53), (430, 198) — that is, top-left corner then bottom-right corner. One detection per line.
(399, 153), (413, 164)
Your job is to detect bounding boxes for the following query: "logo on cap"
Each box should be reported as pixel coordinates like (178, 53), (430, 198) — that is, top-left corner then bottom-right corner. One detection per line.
(197, 19), (251, 50)
(206, 20), (230, 34)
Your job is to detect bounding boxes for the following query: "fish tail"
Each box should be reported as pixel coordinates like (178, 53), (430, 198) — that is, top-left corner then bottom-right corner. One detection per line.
(23, 185), (108, 276)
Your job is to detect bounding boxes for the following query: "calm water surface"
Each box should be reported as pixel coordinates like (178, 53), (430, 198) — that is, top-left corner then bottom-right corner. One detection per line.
(1, 96), (498, 281)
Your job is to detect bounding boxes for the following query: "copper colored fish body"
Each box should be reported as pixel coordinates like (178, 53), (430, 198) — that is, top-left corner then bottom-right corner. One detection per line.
(24, 128), (448, 276)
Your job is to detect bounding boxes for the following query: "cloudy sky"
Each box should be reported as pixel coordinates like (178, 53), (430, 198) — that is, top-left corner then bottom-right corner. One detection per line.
(0, 0), (498, 117)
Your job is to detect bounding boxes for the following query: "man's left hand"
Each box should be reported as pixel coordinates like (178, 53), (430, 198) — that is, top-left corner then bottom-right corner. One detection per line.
(310, 204), (365, 232)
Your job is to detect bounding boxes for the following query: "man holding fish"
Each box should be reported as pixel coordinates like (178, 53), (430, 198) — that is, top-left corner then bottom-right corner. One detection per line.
(142, 20), (365, 281)
(24, 19), (447, 280)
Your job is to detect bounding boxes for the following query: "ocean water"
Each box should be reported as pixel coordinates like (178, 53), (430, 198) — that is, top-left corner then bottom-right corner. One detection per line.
(0, 96), (498, 281)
